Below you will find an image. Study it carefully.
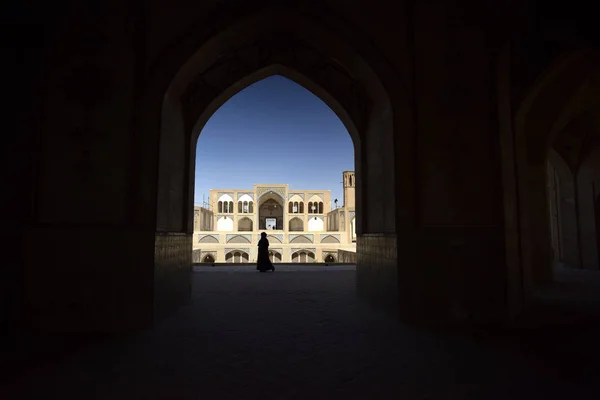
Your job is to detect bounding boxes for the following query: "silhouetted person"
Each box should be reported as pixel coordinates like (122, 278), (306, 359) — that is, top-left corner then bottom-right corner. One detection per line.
(257, 232), (275, 272)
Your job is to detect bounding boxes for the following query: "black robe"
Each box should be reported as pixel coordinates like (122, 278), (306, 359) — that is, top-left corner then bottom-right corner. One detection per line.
(256, 238), (274, 272)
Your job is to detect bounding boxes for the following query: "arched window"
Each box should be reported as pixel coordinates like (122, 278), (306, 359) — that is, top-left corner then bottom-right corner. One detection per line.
(308, 202), (313, 214)
(349, 175), (353, 186)
(229, 201), (234, 213)
(249, 201), (253, 213)
(289, 202), (293, 213)
(324, 254), (335, 263)
(318, 202), (323, 214)
(218, 201), (223, 213)
(299, 202), (304, 213)
(234, 251), (241, 263)
(203, 255), (215, 263)
(243, 201), (249, 213)
(238, 201), (243, 213)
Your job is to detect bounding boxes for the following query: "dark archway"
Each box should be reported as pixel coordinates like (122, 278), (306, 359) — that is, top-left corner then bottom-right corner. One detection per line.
(146, 6), (404, 325)
(324, 254), (336, 263)
(596, 195), (600, 261)
(202, 255), (215, 263)
(508, 49), (600, 294)
(258, 196), (284, 230)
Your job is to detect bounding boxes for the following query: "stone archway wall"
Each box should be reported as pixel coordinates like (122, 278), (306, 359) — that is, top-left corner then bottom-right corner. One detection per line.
(511, 50), (600, 288)
(150, 6), (406, 320)
(22, 0), (576, 333)
(547, 148), (581, 268)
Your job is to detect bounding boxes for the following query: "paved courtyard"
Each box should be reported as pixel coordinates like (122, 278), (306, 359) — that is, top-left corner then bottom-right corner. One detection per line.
(4, 267), (600, 399)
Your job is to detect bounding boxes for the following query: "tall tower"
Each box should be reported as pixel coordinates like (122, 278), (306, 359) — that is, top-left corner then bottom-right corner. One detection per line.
(342, 171), (355, 209)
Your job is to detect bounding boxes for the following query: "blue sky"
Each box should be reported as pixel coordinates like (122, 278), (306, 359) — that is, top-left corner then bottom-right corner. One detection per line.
(194, 75), (354, 206)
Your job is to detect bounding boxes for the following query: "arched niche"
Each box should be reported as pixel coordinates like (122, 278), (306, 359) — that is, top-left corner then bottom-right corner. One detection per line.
(289, 217), (303, 232)
(512, 49), (600, 288)
(307, 216), (324, 231)
(217, 216), (234, 231)
(238, 217), (253, 232)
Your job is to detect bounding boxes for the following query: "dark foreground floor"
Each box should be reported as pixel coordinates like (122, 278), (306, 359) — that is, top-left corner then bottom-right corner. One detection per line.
(3, 268), (600, 399)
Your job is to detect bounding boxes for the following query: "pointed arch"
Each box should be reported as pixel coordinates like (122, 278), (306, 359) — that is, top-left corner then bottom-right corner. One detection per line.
(321, 235), (340, 244)
(227, 234), (251, 244)
(198, 235), (219, 244)
(511, 50), (600, 286)
(238, 217), (253, 232)
(289, 217), (304, 232)
(290, 235), (312, 244)
(148, 5), (404, 324)
(266, 235), (282, 244)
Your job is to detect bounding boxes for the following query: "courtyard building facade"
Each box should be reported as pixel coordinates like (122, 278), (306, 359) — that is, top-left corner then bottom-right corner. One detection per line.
(193, 171), (357, 263)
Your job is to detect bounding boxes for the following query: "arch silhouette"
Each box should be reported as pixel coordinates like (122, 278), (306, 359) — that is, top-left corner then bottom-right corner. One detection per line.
(151, 7), (401, 236)
(144, 6), (408, 323)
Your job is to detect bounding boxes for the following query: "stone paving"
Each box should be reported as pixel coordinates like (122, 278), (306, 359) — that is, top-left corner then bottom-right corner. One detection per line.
(4, 268), (600, 399)
(193, 263), (357, 272)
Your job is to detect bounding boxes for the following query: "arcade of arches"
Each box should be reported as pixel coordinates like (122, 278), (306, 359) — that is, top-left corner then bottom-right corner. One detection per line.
(6, 1), (600, 335)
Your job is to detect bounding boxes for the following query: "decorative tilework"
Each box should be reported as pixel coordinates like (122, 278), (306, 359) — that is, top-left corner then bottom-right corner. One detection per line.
(289, 234), (314, 242)
(224, 248), (250, 254)
(237, 192), (255, 201)
(349, 211), (356, 220)
(320, 234), (341, 242)
(197, 234), (219, 242)
(258, 233), (283, 242)
(217, 192), (234, 199)
(287, 192), (305, 200)
(307, 192), (325, 200)
(257, 187), (286, 202)
(291, 248), (316, 254)
(226, 234), (252, 242)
